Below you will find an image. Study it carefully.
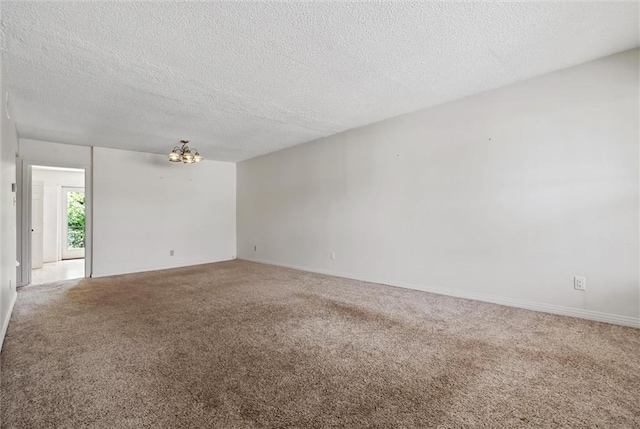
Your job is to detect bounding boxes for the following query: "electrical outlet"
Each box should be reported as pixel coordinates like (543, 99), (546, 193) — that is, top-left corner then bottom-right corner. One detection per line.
(330, 252), (336, 260)
(574, 276), (586, 291)
(170, 250), (174, 256)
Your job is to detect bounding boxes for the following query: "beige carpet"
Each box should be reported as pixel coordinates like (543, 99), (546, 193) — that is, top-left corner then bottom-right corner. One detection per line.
(1, 260), (639, 428)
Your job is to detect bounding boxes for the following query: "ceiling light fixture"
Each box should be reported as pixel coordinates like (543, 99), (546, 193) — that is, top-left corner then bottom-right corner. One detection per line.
(168, 140), (203, 164)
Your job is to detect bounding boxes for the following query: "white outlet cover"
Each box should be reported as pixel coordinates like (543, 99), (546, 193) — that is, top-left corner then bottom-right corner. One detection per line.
(574, 276), (586, 291)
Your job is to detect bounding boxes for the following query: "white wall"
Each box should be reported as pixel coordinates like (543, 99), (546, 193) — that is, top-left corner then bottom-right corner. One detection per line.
(19, 138), (92, 167)
(19, 139), (92, 166)
(0, 56), (19, 351)
(238, 49), (640, 327)
(32, 168), (84, 263)
(92, 147), (236, 277)
(18, 141), (237, 279)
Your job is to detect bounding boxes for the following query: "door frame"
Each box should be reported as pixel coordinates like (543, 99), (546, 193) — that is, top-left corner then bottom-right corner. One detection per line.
(61, 186), (86, 260)
(31, 180), (44, 269)
(16, 159), (93, 286)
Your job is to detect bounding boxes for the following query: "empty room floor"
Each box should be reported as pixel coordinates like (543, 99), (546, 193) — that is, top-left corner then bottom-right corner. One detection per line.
(2, 260), (638, 428)
(31, 259), (84, 285)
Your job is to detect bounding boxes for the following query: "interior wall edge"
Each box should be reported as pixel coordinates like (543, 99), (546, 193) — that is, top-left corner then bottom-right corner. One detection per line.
(0, 290), (17, 353)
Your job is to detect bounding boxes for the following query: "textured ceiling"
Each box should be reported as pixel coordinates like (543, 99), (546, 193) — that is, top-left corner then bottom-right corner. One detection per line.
(2, 2), (638, 162)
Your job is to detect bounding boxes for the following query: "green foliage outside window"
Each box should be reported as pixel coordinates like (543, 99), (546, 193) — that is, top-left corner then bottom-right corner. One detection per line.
(67, 191), (85, 249)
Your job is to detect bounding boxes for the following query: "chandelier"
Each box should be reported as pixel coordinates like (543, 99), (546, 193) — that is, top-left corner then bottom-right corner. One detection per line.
(168, 140), (203, 164)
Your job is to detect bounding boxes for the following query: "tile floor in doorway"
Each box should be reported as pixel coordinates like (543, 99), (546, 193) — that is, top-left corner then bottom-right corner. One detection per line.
(31, 259), (84, 285)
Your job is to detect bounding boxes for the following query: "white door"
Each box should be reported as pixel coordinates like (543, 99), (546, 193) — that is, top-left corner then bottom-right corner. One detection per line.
(61, 187), (85, 260)
(31, 181), (44, 269)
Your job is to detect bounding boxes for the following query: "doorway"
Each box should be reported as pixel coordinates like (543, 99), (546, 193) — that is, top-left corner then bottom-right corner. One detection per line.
(30, 166), (86, 285)
(61, 187), (85, 260)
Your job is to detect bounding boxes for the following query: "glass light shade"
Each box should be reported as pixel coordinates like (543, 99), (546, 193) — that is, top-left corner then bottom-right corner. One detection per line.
(168, 151), (181, 162)
(193, 152), (203, 162)
(183, 157), (196, 164)
(182, 150), (194, 162)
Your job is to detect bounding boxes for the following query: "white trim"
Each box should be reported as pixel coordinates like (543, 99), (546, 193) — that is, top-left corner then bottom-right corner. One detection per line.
(91, 257), (236, 279)
(0, 291), (17, 353)
(32, 165), (84, 173)
(240, 257), (640, 329)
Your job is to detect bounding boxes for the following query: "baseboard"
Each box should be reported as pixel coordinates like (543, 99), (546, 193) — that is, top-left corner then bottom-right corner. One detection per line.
(0, 291), (17, 353)
(240, 257), (640, 329)
(91, 257), (236, 278)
